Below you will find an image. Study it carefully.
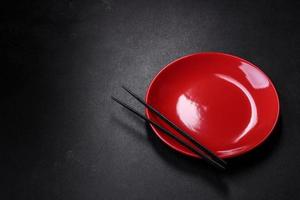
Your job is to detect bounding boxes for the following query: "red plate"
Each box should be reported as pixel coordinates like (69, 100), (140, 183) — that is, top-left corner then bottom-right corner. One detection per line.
(145, 52), (279, 159)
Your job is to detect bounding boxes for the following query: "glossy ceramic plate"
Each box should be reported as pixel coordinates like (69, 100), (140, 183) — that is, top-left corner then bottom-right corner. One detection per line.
(145, 52), (279, 159)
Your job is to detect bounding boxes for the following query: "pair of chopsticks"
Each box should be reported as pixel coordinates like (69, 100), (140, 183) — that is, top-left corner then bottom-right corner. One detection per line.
(112, 86), (227, 170)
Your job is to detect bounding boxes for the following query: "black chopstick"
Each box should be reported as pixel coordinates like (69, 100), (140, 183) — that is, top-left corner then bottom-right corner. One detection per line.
(111, 96), (225, 170)
(121, 86), (227, 166)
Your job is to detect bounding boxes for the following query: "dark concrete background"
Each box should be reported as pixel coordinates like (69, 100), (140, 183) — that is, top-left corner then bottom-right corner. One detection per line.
(1, 0), (300, 199)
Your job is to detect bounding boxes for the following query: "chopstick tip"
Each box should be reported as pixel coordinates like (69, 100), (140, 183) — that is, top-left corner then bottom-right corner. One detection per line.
(219, 164), (226, 171)
(121, 85), (128, 91)
(111, 96), (117, 101)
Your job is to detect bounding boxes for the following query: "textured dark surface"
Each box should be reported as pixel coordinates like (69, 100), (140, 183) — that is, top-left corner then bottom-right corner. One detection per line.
(1, 0), (300, 199)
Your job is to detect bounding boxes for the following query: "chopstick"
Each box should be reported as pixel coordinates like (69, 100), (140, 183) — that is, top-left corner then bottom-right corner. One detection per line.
(121, 86), (227, 167)
(111, 96), (225, 170)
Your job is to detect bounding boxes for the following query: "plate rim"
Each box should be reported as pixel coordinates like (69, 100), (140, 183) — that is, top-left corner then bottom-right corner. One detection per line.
(145, 52), (280, 159)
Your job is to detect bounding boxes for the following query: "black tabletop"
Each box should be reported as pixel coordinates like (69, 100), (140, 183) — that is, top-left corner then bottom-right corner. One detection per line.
(1, 0), (300, 199)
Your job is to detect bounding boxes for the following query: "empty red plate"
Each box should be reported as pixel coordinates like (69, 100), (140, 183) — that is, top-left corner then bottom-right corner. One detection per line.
(145, 52), (279, 159)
